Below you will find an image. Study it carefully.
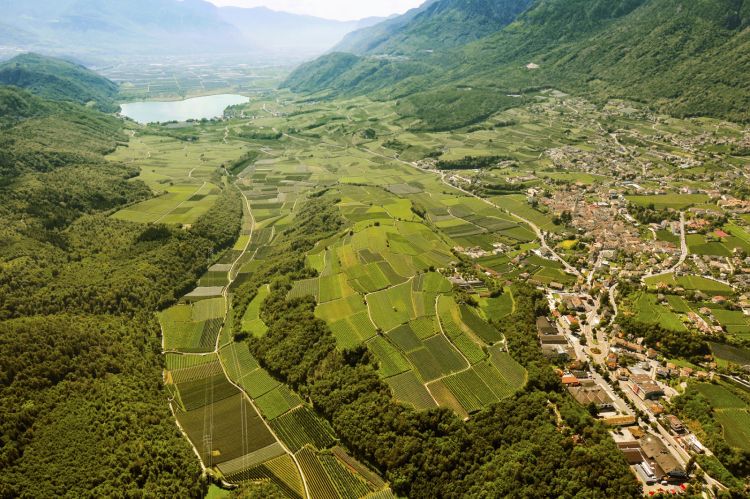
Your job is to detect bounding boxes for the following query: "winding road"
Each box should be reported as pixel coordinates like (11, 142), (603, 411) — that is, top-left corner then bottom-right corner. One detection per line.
(642, 211), (687, 282)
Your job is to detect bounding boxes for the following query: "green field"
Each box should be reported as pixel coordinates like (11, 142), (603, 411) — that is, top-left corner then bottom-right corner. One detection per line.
(693, 383), (747, 409)
(631, 292), (686, 331)
(386, 370), (439, 410)
(716, 410), (750, 451)
(626, 194), (709, 210)
(644, 273), (733, 295)
(160, 299), (225, 352)
(108, 133), (247, 225)
(241, 285), (270, 337)
(709, 342), (750, 366)
(270, 407), (337, 453)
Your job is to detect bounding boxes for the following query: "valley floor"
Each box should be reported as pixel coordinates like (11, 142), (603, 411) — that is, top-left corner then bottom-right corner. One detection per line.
(116, 89), (750, 497)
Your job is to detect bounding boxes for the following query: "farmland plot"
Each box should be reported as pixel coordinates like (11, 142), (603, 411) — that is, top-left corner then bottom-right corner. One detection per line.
(270, 407), (337, 453)
(385, 370), (438, 410)
(176, 394), (277, 466)
(296, 446), (339, 499)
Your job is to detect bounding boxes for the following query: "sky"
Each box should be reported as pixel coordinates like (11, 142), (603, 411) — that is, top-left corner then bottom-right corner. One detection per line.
(208, 0), (426, 21)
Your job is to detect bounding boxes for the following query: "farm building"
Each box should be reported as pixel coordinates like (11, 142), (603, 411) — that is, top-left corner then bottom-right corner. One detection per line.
(666, 415), (685, 434)
(612, 337), (644, 354)
(541, 343), (573, 361)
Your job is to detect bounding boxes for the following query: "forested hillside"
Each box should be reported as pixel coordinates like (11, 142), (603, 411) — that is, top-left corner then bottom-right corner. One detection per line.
(0, 53), (120, 112)
(285, 0), (750, 127)
(332, 0), (534, 55)
(0, 83), (241, 496)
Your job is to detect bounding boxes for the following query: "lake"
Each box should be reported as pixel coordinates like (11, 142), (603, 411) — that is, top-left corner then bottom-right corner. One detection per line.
(120, 94), (249, 124)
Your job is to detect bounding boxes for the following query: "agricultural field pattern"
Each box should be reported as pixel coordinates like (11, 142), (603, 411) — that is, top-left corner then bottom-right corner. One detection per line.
(108, 86), (750, 496)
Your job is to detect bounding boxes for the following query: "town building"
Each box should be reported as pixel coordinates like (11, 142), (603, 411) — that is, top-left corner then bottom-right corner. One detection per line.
(640, 434), (687, 482)
(630, 374), (665, 400)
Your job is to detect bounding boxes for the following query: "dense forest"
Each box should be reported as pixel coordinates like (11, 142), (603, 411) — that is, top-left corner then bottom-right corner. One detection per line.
(230, 193), (641, 498)
(0, 53), (120, 112)
(0, 85), (242, 497)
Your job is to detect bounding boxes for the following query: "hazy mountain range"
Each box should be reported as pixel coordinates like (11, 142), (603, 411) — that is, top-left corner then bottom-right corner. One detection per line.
(0, 0), (385, 62)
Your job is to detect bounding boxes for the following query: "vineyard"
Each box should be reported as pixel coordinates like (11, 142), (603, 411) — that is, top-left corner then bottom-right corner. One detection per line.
(296, 447), (339, 499)
(716, 410), (750, 451)
(241, 284), (270, 337)
(176, 394), (277, 465)
(223, 454), (305, 499)
(270, 407), (337, 453)
(386, 371), (438, 410)
(366, 336), (411, 378)
(255, 385), (303, 420)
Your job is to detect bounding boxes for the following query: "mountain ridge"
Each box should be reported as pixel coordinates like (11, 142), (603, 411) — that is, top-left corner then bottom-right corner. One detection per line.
(217, 6), (384, 55)
(332, 0), (535, 55)
(0, 0), (388, 61)
(284, 0), (750, 127)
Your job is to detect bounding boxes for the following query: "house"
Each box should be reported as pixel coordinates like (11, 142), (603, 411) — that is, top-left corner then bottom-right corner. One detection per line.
(603, 414), (637, 426)
(536, 317), (558, 336)
(542, 344), (572, 361)
(650, 402), (665, 415)
(666, 415), (685, 434)
(682, 434), (706, 454)
(607, 353), (619, 371)
(568, 383), (615, 412)
(612, 337), (644, 354)
(561, 374), (580, 386)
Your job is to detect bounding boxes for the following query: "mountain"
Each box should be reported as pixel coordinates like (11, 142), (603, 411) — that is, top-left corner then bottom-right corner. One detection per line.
(0, 53), (119, 112)
(332, 2), (436, 55)
(218, 7), (384, 56)
(332, 0), (535, 55)
(0, 0), (384, 61)
(0, 0), (248, 60)
(284, 0), (750, 127)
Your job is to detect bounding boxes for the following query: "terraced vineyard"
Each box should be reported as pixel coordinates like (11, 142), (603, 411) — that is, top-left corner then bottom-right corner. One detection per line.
(153, 145), (393, 497)
(143, 90), (555, 496)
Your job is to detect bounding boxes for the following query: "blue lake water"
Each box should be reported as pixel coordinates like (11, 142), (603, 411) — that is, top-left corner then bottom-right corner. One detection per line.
(120, 94), (249, 123)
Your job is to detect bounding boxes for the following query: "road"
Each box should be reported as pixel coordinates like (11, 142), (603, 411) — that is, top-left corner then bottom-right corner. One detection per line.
(643, 212), (687, 281)
(214, 180), (311, 499)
